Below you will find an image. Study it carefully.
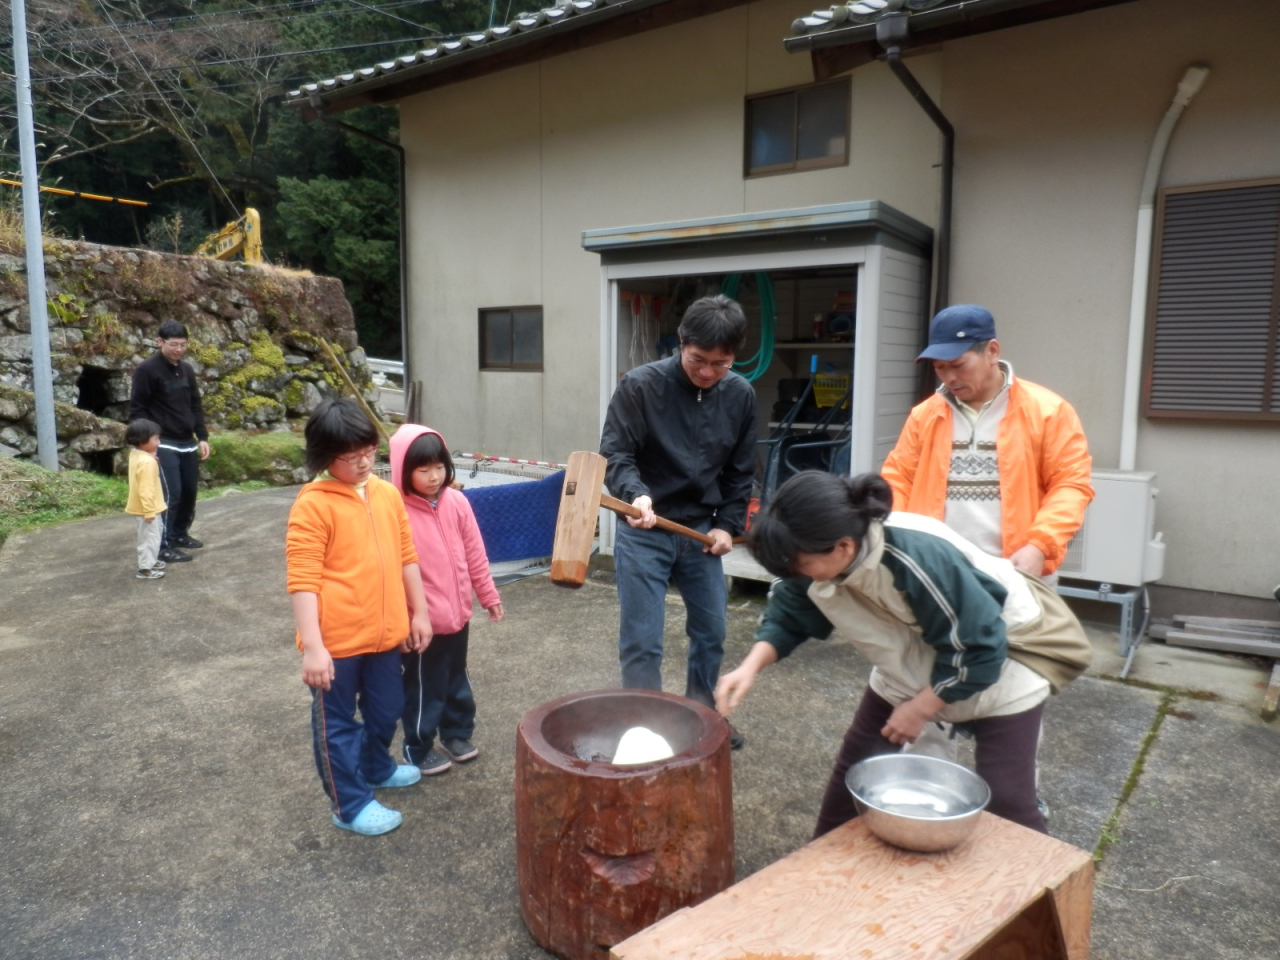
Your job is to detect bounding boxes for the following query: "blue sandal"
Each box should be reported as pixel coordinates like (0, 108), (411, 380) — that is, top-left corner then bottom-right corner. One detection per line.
(371, 764), (422, 789)
(333, 800), (402, 836)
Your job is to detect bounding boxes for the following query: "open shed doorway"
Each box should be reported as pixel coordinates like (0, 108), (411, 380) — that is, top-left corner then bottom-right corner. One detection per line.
(613, 265), (856, 466)
(603, 259), (871, 588)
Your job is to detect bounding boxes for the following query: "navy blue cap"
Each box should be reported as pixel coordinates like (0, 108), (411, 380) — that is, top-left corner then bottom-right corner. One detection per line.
(916, 304), (997, 362)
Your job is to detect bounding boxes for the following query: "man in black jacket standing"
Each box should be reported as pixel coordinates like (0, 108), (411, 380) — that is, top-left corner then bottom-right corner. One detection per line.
(600, 295), (756, 748)
(129, 320), (211, 562)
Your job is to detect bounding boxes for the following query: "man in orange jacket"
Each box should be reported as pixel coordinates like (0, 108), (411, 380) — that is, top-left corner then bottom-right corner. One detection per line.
(882, 304), (1093, 580)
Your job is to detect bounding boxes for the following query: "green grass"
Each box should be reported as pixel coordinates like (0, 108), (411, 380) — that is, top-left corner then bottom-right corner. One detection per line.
(0, 431), (309, 548)
(0, 456), (129, 547)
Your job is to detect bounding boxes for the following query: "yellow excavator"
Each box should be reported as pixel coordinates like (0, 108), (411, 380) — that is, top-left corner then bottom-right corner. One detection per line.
(195, 207), (263, 263)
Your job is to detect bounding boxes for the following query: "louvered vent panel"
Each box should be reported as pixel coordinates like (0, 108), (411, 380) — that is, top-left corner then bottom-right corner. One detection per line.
(1148, 184), (1280, 414)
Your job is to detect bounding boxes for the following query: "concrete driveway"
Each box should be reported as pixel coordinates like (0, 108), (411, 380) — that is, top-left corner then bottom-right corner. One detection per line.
(1, 487), (1276, 959)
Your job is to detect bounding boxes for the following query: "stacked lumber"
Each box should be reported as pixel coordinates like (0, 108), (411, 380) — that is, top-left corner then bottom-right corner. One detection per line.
(1149, 615), (1280, 721)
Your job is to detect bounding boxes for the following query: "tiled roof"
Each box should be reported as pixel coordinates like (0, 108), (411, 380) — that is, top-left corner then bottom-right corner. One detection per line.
(791, 1), (954, 38)
(288, 0), (639, 105)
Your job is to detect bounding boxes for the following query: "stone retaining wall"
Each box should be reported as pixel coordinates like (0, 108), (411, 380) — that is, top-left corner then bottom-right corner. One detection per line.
(0, 239), (380, 470)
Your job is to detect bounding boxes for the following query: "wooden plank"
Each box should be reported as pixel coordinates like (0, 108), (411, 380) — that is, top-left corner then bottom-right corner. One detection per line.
(1165, 623), (1280, 643)
(1173, 615), (1280, 632)
(1165, 631), (1280, 659)
(1263, 662), (1280, 722)
(610, 813), (1093, 960)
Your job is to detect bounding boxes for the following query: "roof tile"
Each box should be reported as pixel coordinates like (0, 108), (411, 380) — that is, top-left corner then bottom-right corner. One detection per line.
(287, 0), (627, 103)
(791, 1), (954, 37)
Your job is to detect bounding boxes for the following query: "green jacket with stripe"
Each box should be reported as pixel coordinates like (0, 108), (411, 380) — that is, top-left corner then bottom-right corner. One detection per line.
(755, 516), (1033, 706)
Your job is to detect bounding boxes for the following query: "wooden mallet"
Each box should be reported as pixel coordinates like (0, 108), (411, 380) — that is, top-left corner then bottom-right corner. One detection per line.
(551, 451), (715, 587)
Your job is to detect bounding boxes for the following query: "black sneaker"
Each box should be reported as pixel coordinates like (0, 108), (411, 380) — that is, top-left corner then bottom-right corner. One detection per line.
(727, 721), (744, 751)
(440, 738), (479, 762)
(172, 535), (204, 549)
(160, 548), (192, 563)
(417, 748), (452, 776)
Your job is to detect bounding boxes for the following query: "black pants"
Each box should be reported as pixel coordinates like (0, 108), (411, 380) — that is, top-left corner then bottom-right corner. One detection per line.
(400, 623), (475, 765)
(814, 688), (1047, 838)
(157, 446), (199, 547)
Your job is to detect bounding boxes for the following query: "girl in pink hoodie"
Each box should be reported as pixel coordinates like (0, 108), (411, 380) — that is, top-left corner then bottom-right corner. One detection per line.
(390, 424), (503, 775)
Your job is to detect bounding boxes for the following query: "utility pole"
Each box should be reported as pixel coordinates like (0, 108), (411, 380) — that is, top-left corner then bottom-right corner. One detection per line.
(10, 0), (59, 471)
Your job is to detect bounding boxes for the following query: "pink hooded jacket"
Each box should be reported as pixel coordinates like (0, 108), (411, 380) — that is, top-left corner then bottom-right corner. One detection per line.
(389, 424), (500, 635)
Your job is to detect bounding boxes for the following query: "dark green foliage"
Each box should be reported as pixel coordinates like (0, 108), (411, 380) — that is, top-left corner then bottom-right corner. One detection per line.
(0, 0), (495, 359)
(277, 173), (400, 356)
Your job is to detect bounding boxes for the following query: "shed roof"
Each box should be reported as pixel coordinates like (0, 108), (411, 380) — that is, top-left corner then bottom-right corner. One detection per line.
(287, 0), (750, 115)
(583, 201), (933, 261)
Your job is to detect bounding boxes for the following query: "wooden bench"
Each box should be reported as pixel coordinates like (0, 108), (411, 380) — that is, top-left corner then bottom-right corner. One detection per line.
(610, 812), (1094, 960)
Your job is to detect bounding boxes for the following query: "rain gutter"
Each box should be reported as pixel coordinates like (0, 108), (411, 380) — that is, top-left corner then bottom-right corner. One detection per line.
(876, 12), (952, 315)
(786, 0), (1121, 53)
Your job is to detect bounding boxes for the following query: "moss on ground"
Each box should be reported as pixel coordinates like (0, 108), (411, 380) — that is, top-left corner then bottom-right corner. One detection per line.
(200, 429), (305, 486)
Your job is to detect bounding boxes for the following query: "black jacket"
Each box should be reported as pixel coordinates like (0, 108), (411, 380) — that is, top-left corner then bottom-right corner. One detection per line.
(599, 354), (756, 536)
(129, 352), (208, 444)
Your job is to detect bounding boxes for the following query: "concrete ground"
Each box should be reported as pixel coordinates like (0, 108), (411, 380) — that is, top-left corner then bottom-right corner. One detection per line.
(1, 487), (1276, 959)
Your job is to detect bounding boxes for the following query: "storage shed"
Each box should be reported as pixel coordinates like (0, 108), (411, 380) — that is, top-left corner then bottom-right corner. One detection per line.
(585, 200), (932, 578)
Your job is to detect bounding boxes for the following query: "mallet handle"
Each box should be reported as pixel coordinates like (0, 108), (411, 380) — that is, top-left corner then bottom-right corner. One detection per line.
(600, 495), (716, 547)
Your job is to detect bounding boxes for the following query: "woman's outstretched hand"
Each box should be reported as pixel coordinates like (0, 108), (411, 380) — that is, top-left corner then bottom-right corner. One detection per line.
(714, 666), (756, 717)
(714, 641), (780, 716)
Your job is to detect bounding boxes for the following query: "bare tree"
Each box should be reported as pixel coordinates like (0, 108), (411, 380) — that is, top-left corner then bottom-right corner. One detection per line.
(1, 0), (287, 211)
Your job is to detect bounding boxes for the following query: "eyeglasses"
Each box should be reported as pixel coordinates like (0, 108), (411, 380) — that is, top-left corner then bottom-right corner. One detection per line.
(335, 446), (378, 465)
(161, 339), (189, 350)
(681, 349), (734, 372)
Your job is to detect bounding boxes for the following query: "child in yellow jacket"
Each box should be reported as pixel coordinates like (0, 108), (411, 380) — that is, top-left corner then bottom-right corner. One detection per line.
(124, 419), (167, 580)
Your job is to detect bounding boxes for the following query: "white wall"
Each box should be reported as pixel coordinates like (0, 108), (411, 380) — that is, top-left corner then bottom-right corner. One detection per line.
(397, 0), (941, 462)
(942, 0), (1280, 596)
(873, 249), (929, 466)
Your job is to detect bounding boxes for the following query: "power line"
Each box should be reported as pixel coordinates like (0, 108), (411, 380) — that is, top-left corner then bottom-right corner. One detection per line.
(24, 35), (444, 85)
(339, 0), (432, 32)
(18, 0), (448, 41)
(27, 0), (442, 47)
(97, 5), (241, 217)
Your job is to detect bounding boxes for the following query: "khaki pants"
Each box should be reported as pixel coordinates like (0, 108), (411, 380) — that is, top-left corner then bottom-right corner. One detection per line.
(136, 515), (164, 571)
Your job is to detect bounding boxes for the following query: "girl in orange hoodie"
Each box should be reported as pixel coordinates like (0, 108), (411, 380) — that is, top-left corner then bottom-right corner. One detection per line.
(286, 399), (433, 836)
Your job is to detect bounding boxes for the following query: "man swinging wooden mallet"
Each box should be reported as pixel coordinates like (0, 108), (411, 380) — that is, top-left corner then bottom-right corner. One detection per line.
(560, 295), (757, 749)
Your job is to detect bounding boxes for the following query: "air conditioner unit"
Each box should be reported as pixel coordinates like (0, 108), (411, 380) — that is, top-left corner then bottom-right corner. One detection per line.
(1057, 470), (1165, 587)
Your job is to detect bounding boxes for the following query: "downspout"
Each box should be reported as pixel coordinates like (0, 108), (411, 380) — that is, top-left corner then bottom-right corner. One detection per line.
(309, 95), (411, 392)
(1117, 65), (1209, 471)
(876, 11), (952, 315)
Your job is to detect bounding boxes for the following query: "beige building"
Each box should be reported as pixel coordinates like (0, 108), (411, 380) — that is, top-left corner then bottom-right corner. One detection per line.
(293, 0), (1280, 603)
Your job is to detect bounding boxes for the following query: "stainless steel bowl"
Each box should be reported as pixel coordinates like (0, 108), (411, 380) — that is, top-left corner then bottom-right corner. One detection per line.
(845, 753), (991, 852)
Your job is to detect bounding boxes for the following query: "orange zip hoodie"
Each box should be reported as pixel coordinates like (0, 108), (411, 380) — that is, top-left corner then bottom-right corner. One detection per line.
(881, 376), (1093, 575)
(286, 474), (419, 658)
